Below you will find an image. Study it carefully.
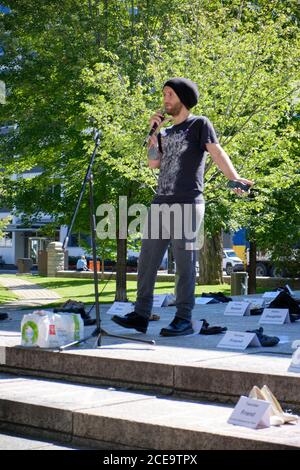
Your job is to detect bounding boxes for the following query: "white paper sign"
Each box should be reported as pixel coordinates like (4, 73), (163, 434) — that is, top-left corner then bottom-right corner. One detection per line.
(228, 396), (271, 429)
(224, 301), (251, 316)
(153, 294), (167, 308)
(191, 320), (203, 334)
(288, 347), (300, 373)
(285, 284), (294, 296)
(262, 291), (280, 300)
(217, 331), (260, 350)
(195, 297), (215, 305)
(0, 346), (6, 365)
(106, 302), (134, 316)
(244, 298), (266, 309)
(259, 308), (290, 325)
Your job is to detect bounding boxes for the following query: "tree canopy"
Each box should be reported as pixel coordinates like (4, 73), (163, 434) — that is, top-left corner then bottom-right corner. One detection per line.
(0, 0), (299, 266)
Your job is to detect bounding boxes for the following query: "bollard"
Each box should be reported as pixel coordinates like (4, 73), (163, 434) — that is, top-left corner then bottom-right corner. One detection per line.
(17, 258), (33, 274)
(231, 272), (248, 295)
(47, 242), (65, 277)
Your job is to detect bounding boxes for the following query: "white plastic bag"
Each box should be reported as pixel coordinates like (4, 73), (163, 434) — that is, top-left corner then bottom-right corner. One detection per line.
(21, 310), (84, 348)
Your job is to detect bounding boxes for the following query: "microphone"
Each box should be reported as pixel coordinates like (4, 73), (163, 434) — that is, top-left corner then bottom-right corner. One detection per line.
(143, 110), (165, 146)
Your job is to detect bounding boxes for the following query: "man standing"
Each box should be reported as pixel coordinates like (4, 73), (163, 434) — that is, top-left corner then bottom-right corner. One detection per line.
(112, 77), (253, 336)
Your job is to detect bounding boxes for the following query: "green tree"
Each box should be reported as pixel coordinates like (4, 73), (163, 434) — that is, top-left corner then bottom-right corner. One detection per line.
(1, 0), (299, 295)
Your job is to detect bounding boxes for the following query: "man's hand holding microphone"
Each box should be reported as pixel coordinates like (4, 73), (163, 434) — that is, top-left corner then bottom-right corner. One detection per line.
(144, 110), (172, 167)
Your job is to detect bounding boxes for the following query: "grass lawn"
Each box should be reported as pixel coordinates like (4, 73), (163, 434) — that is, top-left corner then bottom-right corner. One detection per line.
(0, 274), (234, 307)
(0, 285), (18, 304)
(0, 273), (270, 308)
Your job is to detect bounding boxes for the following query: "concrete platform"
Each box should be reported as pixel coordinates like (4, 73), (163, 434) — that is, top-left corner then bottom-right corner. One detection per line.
(0, 292), (300, 449)
(0, 373), (300, 450)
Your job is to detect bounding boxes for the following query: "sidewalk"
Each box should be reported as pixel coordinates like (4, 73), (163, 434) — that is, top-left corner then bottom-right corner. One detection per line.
(0, 276), (61, 307)
(0, 430), (80, 450)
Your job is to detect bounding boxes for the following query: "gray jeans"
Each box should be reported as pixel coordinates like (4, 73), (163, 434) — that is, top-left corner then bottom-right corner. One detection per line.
(134, 203), (205, 321)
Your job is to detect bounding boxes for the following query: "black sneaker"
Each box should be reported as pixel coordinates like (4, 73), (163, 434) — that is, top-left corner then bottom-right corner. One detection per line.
(160, 317), (193, 337)
(111, 312), (148, 333)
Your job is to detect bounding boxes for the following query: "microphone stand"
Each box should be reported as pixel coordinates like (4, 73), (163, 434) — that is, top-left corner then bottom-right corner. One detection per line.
(59, 130), (155, 350)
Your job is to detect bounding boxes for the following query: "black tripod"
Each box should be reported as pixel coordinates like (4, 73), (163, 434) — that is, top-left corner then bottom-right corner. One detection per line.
(59, 130), (155, 350)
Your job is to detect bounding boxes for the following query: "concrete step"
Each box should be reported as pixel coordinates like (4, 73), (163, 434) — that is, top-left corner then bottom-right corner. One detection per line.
(0, 373), (299, 450)
(0, 430), (80, 450)
(1, 343), (300, 414)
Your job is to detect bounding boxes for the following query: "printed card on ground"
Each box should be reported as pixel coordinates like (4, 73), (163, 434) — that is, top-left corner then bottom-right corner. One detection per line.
(228, 396), (271, 429)
(106, 302), (134, 316)
(153, 294), (167, 308)
(224, 301), (251, 317)
(262, 291), (280, 300)
(285, 284), (294, 296)
(217, 331), (260, 350)
(191, 320), (203, 334)
(195, 297), (215, 305)
(288, 346), (300, 373)
(259, 308), (290, 325)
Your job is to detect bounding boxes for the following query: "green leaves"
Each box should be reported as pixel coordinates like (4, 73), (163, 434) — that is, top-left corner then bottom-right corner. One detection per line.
(0, 0), (299, 260)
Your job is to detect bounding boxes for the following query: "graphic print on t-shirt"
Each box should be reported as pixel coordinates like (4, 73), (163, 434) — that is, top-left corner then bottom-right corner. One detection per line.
(153, 116), (219, 204)
(157, 130), (188, 195)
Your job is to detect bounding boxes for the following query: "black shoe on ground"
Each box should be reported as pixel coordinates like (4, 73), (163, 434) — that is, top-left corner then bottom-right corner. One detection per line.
(199, 318), (227, 335)
(83, 316), (97, 326)
(201, 292), (232, 303)
(160, 317), (193, 337)
(246, 327), (280, 347)
(111, 312), (148, 333)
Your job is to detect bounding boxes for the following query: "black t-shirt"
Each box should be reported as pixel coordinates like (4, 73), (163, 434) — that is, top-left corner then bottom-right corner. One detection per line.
(152, 115), (219, 204)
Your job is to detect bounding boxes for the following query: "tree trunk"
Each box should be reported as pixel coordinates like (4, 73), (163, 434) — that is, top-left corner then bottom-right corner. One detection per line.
(248, 239), (257, 294)
(198, 231), (223, 285)
(88, 0), (101, 47)
(103, 0), (108, 49)
(115, 235), (128, 301)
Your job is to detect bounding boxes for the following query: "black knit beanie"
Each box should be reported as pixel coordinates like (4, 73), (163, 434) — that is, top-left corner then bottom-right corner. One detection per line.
(163, 77), (199, 109)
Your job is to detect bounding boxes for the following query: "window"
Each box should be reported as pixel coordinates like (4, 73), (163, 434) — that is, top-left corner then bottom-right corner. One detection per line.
(0, 232), (12, 247)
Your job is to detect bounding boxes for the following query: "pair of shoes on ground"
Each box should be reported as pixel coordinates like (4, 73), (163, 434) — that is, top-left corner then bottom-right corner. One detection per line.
(53, 301), (96, 326)
(246, 326), (279, 347)
(202, 292), (232, 303)
(199, 319), (227, 335)
(111, 312), (193, 337)
(250, 307), (264, 316)
(249, 385), (298, 426)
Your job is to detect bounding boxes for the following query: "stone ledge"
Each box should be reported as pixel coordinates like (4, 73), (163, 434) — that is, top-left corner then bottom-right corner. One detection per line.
(4, 347), (174, 389)
(0, 374), (299, 450)
(2, 346), (300, 412)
